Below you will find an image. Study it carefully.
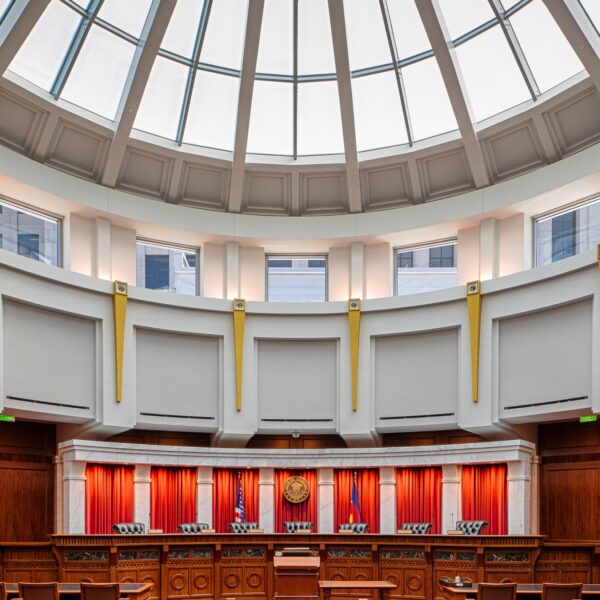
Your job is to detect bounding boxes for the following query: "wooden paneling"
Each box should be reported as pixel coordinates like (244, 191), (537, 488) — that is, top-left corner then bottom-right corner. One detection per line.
(0, 421), (55, 541)
(108, 430), (210, 447)
(382, 430), (483, 447)
(246, 435), (346, 449)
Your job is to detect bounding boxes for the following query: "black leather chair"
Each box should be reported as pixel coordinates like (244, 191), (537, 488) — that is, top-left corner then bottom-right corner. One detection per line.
(111, 522), (146, 534)
(283, 521), (314, 533)
(178, 522), (210, 533)
(455, 520), (488, 535)
(338, 522), (369, 533)
(228, 521), (259, 533)
(401, 522), (432, 534)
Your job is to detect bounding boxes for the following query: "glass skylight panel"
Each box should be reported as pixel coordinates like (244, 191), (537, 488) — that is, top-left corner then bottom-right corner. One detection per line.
(134, 56), (188, 140)
(161, 0), (206, 58)
(247, 81), (293, 155)
(60, 26), (136, 120)
(9, 0), (80, 91)
(297, 82), (344, 155)
(200, 0), (248, 70)
(352, 71), (408, 151)
(256, 0), (293, 75)
(403, 58), (458, 140)
(97, 0), (153, 38)
(455, 25), (530, 122)
(298, 0), (336, 75)
(182, 71), (240, 151)
(266, 256), (327, 302)
(0, 0), (12, 21)
(387, 0), (431, 59)
(579, 0), (600, 32)
(436, 0), (495, 40)
(343, 0), (390, 71)
(510, 0), (584, 93)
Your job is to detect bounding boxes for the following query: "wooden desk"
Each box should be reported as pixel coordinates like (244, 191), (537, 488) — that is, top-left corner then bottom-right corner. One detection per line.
(319, 580), (397, 600)
(274, 556), (320, 598)
(441, 584), (600, 598)
(4, 583), (153, 600)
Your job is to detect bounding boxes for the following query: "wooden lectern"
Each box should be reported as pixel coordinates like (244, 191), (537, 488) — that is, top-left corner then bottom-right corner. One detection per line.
(274, 554), (320, 599)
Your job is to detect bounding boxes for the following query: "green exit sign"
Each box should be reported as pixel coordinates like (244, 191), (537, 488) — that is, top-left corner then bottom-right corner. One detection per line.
(580, 415), (598, 423)
(0, 414), (15, 423)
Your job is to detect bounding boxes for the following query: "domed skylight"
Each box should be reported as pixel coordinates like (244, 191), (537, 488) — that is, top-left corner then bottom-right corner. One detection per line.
(3, 0), (593, 160)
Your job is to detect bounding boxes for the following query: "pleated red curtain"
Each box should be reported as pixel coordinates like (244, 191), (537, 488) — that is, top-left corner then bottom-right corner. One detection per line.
(461, 464), (507, 535)
(396, 467), (442, 533)
(274, 470), (318, 533)
(150, 466), (197, 533)
(212, 469), (259, 533)
(85, 464), (134, 534)
(334, 469), (380, 533)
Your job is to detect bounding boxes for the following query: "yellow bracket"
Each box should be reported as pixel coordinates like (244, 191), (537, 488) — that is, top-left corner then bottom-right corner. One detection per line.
(348, 298), (361, 412)
(466, 281), (481, 403)
(113, 281), (128, 403)
(233, 299), (246, 412)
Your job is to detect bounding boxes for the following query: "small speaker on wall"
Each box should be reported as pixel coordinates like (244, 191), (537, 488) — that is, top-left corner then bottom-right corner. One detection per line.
(467, 281), (480, 295)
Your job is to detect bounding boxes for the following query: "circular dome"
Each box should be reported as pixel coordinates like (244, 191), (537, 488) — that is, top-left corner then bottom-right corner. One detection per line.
(0, 0), (598, 214)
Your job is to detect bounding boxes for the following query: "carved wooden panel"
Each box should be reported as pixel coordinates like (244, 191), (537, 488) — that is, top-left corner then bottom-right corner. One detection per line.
(117, 568), (160, 600)
(2, 548), (58, 582)
(166, 566), (213, 599)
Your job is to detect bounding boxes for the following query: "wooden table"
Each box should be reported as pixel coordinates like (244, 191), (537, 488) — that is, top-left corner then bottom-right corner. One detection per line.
(319, 580), (397, 600)
(441, 584), (600, 598)
(4, 583), (154, 600)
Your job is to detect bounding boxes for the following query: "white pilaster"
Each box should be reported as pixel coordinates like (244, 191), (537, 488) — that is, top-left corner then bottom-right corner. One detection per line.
(226, 241), (240, 299)
(54, 455), (64, 534)
(197, 466), (213, 526)
(479, 218), (499, 281)
(379, 466), (396, 534)
(258, 467), (274, 533)
(507, 460), (531, 534)
(530, 455), (540, 535)
(134, 464), (151, 529)
(441, 464), (461, 533)
(63, 460), (86, 534)
(350, 241), (365, 299)
(94, 217), (112, 280)
(318, 467), (334, 533)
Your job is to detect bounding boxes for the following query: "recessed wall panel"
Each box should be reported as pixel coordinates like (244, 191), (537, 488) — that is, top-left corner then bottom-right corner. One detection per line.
(257, 339), (337, 423)
(3, 300), (96, 411)
(499, 300), (591, 410)
(375, 328), (459, 420)
(136, 328), (219, 420)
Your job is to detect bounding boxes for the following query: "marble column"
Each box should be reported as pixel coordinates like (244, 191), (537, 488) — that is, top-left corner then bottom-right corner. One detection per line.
(441, 464), (461, 533)
(507, 460), (531, 534)
(259, 468), (275, 533)
(134, 464), (151, 530)
(197, 467), (213, 526)
(63, 460), (86, 534)
(379, 466), (396, 534)
(318, 468), (334, 533)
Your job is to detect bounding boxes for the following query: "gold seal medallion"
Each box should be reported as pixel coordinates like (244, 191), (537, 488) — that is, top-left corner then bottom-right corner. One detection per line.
(283, 476), (310, 504)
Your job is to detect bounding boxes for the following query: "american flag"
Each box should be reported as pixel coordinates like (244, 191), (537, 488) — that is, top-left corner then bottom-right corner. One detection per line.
(235, 472), (246, 523)
(348, 471), (362, 524)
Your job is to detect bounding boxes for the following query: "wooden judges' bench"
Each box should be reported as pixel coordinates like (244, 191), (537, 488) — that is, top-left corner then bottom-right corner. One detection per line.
(4, 534), (599, 600)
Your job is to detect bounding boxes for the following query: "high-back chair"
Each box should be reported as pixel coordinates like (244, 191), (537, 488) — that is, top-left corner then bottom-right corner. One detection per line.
(18, 583), (60, 600)
(338, 522), (369, 533)
(283, 521), (314, 533)
(112, 522), (146, 534)
(228, 522), (259, 533)
(542, 583), (583, 600)
(178, 522), (210, 533)
(80, 583), (121, 600)
(455, 520), (489, 535)
(401, 522), (432, 534)
(477, 582), (517, 600)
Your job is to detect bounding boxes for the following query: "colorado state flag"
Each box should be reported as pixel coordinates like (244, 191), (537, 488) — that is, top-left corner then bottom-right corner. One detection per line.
(348, 471), (362, 523)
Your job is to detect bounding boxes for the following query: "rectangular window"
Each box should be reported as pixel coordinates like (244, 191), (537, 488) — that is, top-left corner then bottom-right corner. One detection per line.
(395, 241), (457, 296)
(136, 240), (199, 296)
(534, 198), (600, 266)
(0, 198), (60, 265)
(266, 255), (327, 302)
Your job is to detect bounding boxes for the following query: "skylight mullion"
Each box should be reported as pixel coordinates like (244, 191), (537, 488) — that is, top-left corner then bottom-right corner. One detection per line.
(379, 0), (414, 146)
(50, 0), (103, 99)
(488, 0), (540, 100)
(293, 0), (298, 160)
(0, 0), (15, 26)
(175, 0), (212, 145)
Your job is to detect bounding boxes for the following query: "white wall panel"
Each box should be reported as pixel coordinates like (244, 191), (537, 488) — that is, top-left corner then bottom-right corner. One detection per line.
(136, 328), (219, 421)
(374, 328), (459, 420)
(257, 339), (337, 426)
(3, 299), (96, 413)
(499, 299), (592, 410)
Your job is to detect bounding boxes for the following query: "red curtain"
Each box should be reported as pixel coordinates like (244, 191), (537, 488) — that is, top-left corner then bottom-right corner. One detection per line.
(213, 469), (259, 533)
(396, 467), (442, 534)
(461, 464), (507, 535)
(150, 467), (197, 533)
(334, 469), (379, 533)
(85, 464), (134, 534)
(274, 470), (318, 533)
